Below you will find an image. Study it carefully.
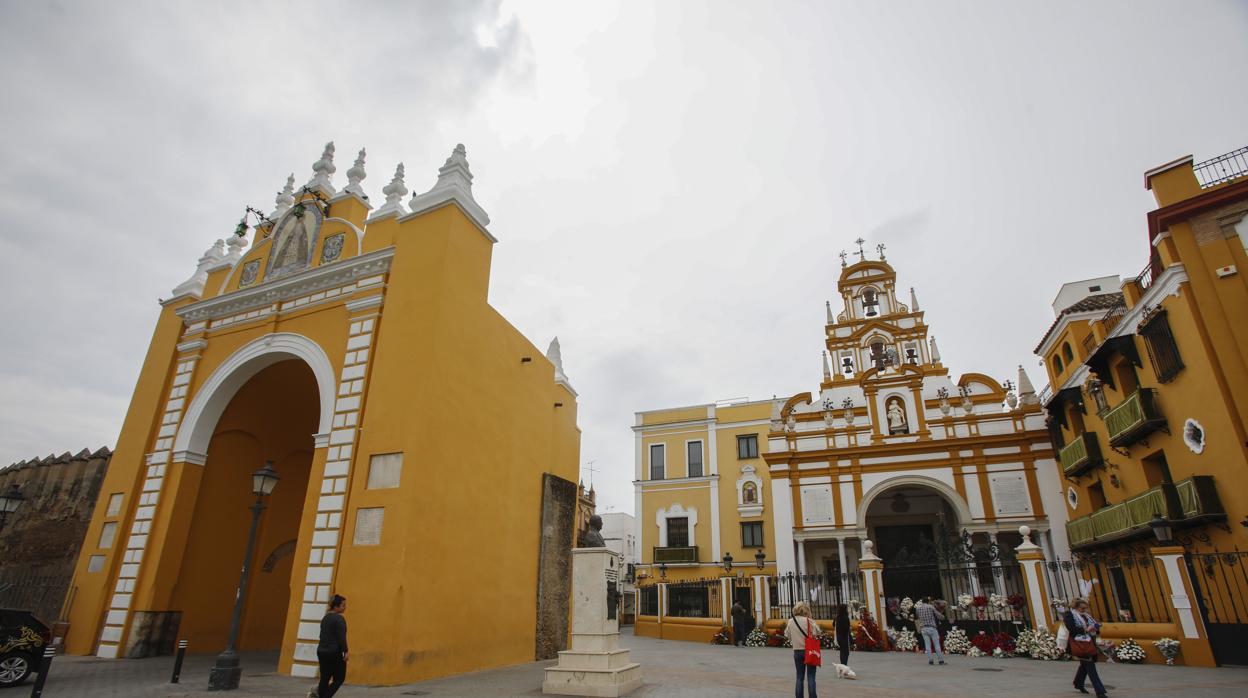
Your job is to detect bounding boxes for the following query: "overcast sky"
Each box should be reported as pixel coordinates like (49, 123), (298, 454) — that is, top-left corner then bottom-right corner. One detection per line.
(1, 0), (1245, 515)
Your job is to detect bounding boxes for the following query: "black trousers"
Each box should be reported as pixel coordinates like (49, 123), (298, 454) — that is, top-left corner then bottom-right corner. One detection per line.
(839, 646), (850, 665)
(317, 651), (346, 698)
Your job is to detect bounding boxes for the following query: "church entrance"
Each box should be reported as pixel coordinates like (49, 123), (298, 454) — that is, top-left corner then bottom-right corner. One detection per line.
(166, 360), (319, 656)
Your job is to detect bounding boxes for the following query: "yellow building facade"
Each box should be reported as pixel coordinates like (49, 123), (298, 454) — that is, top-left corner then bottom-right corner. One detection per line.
(1036, 146), (1248, 665)
(635, 249), (1061, 640)
(61, 143), (582, 684)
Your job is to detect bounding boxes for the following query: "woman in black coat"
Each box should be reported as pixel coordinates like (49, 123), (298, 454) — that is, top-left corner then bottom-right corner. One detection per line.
(1063, 598), (1106, 698)
(834, 603), (851, 665)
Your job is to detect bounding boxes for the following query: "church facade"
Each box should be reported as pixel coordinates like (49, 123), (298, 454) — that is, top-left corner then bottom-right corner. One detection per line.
(62, 144), (582, 684)
(634, 248), (1065, 637)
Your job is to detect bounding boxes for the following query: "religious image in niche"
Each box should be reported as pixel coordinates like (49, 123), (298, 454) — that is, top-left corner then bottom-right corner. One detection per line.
(886, 397), (909, 435)
(267, 208), (321, 279)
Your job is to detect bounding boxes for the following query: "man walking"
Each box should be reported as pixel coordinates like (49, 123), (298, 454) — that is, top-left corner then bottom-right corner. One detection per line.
(315, 594), (349, 697)
(915, 597), (946, 665)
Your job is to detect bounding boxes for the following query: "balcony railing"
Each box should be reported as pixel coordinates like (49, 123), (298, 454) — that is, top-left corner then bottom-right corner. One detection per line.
(1194, 146), (1248, 188)
(653, 545), (698, 564)
(1067, 476), (1225, 549)
(1106, 388), (1166, 447)
(1059, 432), (1104, 478)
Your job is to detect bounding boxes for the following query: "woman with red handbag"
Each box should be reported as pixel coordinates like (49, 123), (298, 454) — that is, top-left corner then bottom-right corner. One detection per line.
(1063, 598), (1107, 698)
(784, 601), (823, 698)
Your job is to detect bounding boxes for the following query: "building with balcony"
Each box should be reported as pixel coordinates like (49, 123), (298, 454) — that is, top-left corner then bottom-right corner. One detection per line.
(1035, 146), (1248, 555)
(634, 246), (1063, 640)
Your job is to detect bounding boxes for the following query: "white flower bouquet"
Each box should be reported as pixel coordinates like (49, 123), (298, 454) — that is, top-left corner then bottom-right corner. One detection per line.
(893, 628), (918, 652)
(944, 626), (972, 654)
(1115, 638), (1146, 664)
(1154, 637), (1181, 665)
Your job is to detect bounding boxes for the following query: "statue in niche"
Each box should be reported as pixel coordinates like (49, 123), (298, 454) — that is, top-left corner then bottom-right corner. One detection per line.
(582, 514), (606, 547)
(886, 397), (909, 435)
(267, 210), (320, 279)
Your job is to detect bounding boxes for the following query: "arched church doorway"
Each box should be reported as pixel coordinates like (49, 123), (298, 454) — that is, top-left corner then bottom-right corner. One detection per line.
(866, 484), (961, 603)
(167, 359), (319, 655)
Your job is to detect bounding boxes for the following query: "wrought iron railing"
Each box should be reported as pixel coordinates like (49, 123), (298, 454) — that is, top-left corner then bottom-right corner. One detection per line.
(1105, 388), (1166, 447)
(653, 545), (698, 564)
(768, 572), (862, 621)
(665, 578), (720, 618)
(638, 585), (659, 616)
(1194, 146), (1248, 188)
(1043, 551), (1171, 623)
(1100, 297), (1128, 333)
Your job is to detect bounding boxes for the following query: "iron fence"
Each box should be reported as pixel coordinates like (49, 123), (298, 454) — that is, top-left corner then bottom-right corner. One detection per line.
(0, 573), (72, 625)
(1043, 550), (1170, 623)
(665, 578), (721, 619)
(638, 585), (659, 616)
(768, 572), (861, 621)
(883, 561), (1030, 633)
(1194, 146), (1248, 188)
(1186, 549), (1248, 666)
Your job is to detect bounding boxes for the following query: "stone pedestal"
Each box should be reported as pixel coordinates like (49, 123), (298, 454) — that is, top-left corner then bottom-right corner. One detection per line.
(543, 548), (642, 697)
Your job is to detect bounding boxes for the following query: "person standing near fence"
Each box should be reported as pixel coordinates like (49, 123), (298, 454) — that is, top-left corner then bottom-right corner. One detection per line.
(731, 600), (749, 646)
(313, 594), (349, 698)
(1064, 598), (1107, 698)
(785, 601), (822, 698)
(914, 597), (946, 665)
(834, 603), (851, 666)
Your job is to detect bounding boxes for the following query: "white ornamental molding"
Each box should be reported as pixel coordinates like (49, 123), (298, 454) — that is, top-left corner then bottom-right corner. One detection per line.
(1182, 418), (1206, 455)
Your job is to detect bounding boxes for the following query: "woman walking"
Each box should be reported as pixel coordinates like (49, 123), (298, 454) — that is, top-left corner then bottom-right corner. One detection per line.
(1064, 598), (1107, 698)
(316, 594), (349, 698)
(785, 601), (822, 698)
(834, 603), (851, 666)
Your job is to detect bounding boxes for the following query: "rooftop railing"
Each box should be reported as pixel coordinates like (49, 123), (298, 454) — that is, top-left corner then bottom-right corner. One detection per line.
(1194, 146), (1248, 188)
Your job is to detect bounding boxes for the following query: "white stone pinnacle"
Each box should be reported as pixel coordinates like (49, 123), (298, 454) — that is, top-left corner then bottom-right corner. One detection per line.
(306, 141), (337, 195)
(170, 239), (227, 300)
(272, 174), (296, 218)
(910, 286), (920, 312)
(407, 143), (491, 231)
(1017, 364), (1038, 405)
(825, 300), (834, 324)
(929, 335), (941, 363)
(369, 163), (408, 221)
(343, 148), (368, 199)
(547, 337), (576, 396)
(822, 351), (832, 381)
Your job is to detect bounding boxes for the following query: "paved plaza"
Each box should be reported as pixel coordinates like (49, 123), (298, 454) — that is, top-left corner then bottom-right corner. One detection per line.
(30, 629), (1248, 697)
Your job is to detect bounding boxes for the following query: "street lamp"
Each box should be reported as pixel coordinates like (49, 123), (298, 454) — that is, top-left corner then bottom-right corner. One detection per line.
(208, 460), (280, 691)
(755, 549), (766, 569)
(722, 552), (734, 574)
(658, 562), (667, 580)
(1149, 514), (1174, 546)
(0, 482), (25, 530)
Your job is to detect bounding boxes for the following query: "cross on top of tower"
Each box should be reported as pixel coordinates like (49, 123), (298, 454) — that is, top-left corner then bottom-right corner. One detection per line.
(877, 242), (886, 260)
(838, 250), (848, 267)
(854, 237), (866, 261)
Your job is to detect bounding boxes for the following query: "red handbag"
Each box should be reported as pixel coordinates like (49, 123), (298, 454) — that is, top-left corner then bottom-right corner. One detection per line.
(800, 618), (822, 666)
(1069, 635), (1098, 659)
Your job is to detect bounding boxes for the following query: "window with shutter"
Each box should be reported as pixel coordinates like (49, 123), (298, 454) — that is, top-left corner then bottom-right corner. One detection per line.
(1140, 310), (1184, 383)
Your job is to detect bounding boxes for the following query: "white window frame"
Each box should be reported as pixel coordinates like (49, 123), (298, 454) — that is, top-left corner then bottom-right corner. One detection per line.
(649, 443), (666, 480)
(684, 439), (704, 478)
(655, 503), (698, 548)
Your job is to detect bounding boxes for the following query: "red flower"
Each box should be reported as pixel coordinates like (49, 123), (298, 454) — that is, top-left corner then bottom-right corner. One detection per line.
(972, 595), (988, 607)
(1007, 594), (1026, 610)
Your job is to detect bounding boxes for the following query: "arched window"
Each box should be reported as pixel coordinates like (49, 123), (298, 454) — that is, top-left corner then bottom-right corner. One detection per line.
(861, 288), (880, 317)
(1062, 343), (1074, 363)
(1053, 355), (1064, 375)
(742, 482), (758, 504)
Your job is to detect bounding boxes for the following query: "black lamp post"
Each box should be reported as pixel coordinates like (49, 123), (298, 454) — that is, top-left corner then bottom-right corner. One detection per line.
(1149, 514), (1174, 546)
(0, 482), (25, 531)
(755, 549), (766, 569)
(208, 461), (280, 691)
(722, 552), (734, 574)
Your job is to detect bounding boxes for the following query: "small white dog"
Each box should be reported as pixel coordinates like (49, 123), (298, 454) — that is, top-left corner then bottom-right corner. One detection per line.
(832, 663), (858, 679)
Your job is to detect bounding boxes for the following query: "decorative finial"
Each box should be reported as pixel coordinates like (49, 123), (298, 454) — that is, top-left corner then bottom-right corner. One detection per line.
(1017, 364), (1038, 405)
(170, 239), (227, 299)
(408, 143), (491, 229)
(822, 351), (832, 381)
(546, 337), (576, 396)
(854, 237), (866, 261)
(306, 141), (337, 195)
(876, 242), (886, 260)
(928, 335), (941, 363)
(909, 287), (919, 312)
(343, 147), (368, 198)
(369, 163), (409, 220)
(838, 250), (847, 267)
(272, 174), (296, 218)
(825, 300), (834, 325)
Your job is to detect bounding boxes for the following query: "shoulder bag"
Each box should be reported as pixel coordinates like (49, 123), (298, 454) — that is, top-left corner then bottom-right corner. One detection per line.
(794, 617), (822, 666)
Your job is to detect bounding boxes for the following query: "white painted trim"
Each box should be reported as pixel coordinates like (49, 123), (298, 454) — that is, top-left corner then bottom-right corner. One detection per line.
(647, 442), (667, 480)
(683, 438), (705, 478)
(1156, 552), (1203, 639)
(631, 417), (716, 433)
(172, 333), (337, 459)
(855, 474), (974, 530)
(176, 339), (208, 353)
(176, 247), (395, 324)
(171, 450), (207, 466)
(313, 432), (332, 448)
(772, 478), (796, 575)
(344, 295), (384, 312)
(709, 477), (722, 562)
(655, 503), (698, 548)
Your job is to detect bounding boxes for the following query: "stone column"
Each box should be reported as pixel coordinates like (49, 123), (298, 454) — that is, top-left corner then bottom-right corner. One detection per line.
(858, 540), (887, 649)
(755, 575), (769, 627)
(797, 539), (807, 575)
(837, 538), (849, 601)
(720, 577), (732, 626)
(1013, 526), (1051, 629)
(543, 548), (642, 696)
(1150, 544), (1216, 666)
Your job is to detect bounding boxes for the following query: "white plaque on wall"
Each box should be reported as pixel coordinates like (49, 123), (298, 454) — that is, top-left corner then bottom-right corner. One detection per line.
(800, 484), (835, 525)
(989, 473), (1032, 515)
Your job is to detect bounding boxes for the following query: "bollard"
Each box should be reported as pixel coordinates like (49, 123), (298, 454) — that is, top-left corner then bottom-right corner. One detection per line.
(170, 639), (188, 684)
(28, 646), (55, 698)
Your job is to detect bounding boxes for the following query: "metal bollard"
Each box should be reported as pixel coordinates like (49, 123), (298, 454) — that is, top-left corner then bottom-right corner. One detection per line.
(170, 639), (188, 684)
(28, 646), (55, 698)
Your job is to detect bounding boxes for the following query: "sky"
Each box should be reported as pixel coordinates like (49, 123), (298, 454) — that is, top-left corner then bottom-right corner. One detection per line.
(1, 0), (1245, 516)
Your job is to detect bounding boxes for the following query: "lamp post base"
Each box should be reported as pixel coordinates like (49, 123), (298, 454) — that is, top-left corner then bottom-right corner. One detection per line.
(207, 650), (242, 691)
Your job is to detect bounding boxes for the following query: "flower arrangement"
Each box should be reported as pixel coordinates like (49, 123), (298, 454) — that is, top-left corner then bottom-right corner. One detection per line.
(966, 645), (986, 657)
(818, 632), (837, 650)
(991, 632), (1016, 655)
(1154, 638), (1181, 665)
(745, 628), (769, 647)
(1097, 639), (1118, 662)
(1028, 627), (1062, 660)
(971, 631), (996, 655)
(766, 631), (791, 648)
(899, 597), (915, 617)
(893, 628), (918, 652)
(992, 647), (1008, 658)
(957, 594), (974, 610)
(712, 628), (731, 645)
(972, 595), (988, 608)
(988, 593), (1008, 610)
(1007, 594), (1026, 610)
(855, 611), (883, 651)
(1014, 629), (1037, 657)
(1115, 638), (1146, 664)
(944, 626), (972, 654)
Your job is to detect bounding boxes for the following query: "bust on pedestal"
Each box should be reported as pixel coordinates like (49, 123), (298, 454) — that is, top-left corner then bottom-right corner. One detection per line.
(542, 542), (642, 697)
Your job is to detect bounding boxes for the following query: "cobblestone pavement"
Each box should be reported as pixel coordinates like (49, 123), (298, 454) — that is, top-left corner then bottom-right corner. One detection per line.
(28, 629), (1248, 697)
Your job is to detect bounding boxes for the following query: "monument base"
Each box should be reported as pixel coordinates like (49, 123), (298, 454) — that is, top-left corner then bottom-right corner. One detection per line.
(542, 547), (642, 696)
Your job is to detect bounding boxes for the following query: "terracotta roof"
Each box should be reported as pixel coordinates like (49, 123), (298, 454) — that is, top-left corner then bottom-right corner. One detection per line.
(1034, 292), (1124, 354)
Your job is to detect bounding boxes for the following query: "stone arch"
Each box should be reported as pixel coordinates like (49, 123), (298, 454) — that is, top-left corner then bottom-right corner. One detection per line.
(172, 332), (336, 464)
(856, 475), (973, 531)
